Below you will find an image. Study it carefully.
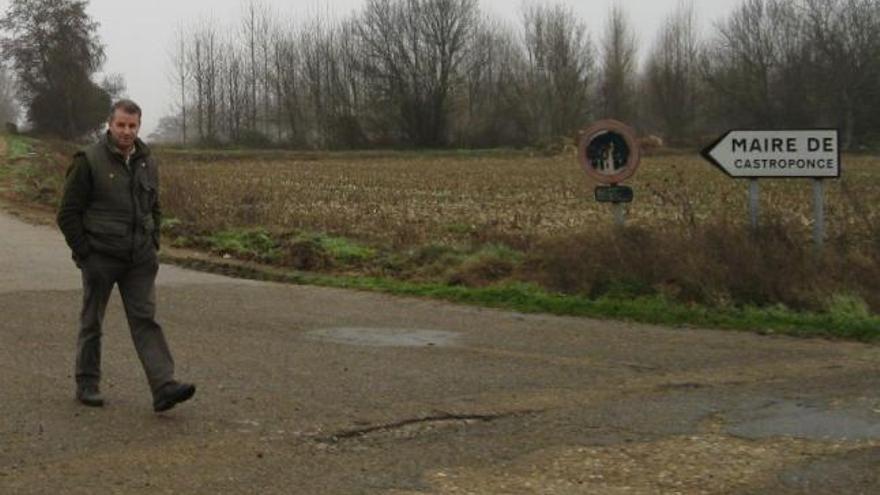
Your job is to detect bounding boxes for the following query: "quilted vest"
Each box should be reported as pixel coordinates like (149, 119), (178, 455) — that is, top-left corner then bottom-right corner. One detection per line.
(82, 137), (158, 262)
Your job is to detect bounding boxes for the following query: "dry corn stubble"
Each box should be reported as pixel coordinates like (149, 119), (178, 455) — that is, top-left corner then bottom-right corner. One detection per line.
(150, 151), (880, 310)
(159, 152), (879, 247)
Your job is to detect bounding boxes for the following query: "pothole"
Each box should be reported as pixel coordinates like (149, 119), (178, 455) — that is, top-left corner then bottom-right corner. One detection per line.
(776, 447), (880, 491)
(306, 327), (460, 348)
(728, 401), (880, 441)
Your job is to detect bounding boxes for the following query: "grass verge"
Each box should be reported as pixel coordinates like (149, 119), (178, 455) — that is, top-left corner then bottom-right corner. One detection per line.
(7, 134), (37, 160)
(166, 253), (880, 342)
(1, 134), (67, 206)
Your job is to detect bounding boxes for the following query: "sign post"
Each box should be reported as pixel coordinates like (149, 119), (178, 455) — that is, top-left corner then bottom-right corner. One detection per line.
(611, 203), (626, 227)
(749, 179), (760, 232)
(702, 129), (840, 252)
(813, 178), (825, 254)
(578, 120), (641, 227)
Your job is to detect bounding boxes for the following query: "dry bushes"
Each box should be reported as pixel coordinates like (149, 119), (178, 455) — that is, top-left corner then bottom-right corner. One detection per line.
(526, 216), (880, 312)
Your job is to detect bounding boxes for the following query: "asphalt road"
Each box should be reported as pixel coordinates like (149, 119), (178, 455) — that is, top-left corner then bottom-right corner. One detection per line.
(1, 209), (879, 494)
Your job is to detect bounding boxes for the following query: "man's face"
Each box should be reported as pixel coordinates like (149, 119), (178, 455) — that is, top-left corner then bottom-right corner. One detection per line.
(108, 110), (140, 152)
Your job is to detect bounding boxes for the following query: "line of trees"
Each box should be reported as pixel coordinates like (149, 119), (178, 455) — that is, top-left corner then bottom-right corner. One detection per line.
(157, 0), (880, 150)
(1, 0), (874, 148)
(702, 0), (880, 149)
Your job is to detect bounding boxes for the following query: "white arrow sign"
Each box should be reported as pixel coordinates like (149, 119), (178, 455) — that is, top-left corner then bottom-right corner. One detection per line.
(701, 129), (840, 178)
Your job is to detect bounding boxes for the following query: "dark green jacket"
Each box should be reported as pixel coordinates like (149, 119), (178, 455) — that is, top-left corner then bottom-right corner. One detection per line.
(57, 133), (161, 264)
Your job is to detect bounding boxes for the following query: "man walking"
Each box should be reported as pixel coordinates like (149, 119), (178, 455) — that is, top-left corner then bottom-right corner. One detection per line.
(57, 99), (195, 413)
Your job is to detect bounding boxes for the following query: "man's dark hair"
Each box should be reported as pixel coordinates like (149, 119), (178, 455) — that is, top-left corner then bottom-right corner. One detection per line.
(109, 99), (142, 122)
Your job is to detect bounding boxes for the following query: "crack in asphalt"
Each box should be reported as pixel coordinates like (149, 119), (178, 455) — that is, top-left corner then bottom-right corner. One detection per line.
(317, 410), (541, 444)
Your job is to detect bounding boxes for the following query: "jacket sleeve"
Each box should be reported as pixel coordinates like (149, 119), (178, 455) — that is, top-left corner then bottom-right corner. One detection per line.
(56, 152), (92, 260)
(152, 162), (162, 251)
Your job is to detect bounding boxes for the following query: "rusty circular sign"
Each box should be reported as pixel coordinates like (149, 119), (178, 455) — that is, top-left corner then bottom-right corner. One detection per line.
(578, 120), (641, 184)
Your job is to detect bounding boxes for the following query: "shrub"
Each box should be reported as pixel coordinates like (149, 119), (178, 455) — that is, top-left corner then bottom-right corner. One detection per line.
(236, 130), (273, 149)
(203, 228), (280, 262)
(282, 236), (333, 270)
(525, 216), (879, 313)
(447, 245), (522, 287)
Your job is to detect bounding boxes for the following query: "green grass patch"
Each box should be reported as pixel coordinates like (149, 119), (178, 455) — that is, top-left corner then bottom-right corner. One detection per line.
(469, 244), (524, 263)
(0, 135), (65, 205)
(308, 277), (880, 341)
(161, 217), (184, 232)
(10, 162), (64, 205)
(198, 229), (378, 268)
(7, 135), (37, 160)
(202, 228), (281, 262)
(303, 233), (377, 264)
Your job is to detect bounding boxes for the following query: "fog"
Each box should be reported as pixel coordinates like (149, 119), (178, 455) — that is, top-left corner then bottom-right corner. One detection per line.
(0, 0), (744, 134)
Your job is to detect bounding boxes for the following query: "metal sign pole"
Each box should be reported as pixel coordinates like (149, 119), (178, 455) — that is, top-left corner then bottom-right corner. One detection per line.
(612, 202), (626, 227)
(813, 178), (825, 255)
(749, 179), (760, 232)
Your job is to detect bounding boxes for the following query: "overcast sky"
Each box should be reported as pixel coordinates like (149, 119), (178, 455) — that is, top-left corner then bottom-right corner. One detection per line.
(1, 0), (745, 134)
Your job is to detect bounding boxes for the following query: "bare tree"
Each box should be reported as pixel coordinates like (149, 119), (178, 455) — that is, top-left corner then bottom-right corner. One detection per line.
(599, 4), (639, 123)
(700, 0), (880, 147)
(273, 29), (298, 144)
(456, 17), (523, 146)
(168, 26), (190, 144)
(803, 0), (880, 148)
(519, 3), (596, 143)
(644, 1), (701, 145)
(218, 39), (244, 142)
(258, 6), (276, 136)
(239, 0), (277, 137)
(187, 26), (205, 141)
(187, 19), (219, 143)
(357, 0), (479, 147)
(701, 0), (807, 129)
(335, 20), (368, 147)
(160, 0), (880, 150)
(204, 26), (219, 143)
(299, 16), (329, 147)
(242, 1), (260, 131)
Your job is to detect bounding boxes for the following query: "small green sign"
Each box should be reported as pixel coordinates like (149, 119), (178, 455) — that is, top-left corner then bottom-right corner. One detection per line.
(595, 185), (634, 203)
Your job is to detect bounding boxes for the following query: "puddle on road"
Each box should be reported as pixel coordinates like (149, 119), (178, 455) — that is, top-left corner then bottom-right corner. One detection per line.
(306, 327), (460, 348)
(728, 401), (880, 441)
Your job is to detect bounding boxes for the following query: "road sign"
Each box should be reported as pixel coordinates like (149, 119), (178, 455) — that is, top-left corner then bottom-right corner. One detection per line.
(701, 129), (840, 178)
(595, 185), (633, 203)
(578, 120), (641, 184)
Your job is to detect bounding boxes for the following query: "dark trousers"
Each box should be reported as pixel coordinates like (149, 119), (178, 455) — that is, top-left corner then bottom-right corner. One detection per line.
(76, 252), (174, 395)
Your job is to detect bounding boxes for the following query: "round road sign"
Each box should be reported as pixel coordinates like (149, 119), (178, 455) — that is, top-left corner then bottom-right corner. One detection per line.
(578, 120), (641, 184)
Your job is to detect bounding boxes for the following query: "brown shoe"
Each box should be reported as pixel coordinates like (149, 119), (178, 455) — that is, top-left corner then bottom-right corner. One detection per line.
(76, 386), (105, 407)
